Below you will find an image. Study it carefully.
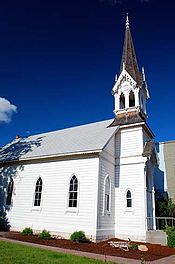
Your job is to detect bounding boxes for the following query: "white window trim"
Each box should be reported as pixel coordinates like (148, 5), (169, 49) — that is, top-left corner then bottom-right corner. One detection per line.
(124, 188), (134, 213)
(5, 177), (14, 209)
(103, 175), (111, 216)
(66, 174), (80, 214)
(31, 176), (43, 211)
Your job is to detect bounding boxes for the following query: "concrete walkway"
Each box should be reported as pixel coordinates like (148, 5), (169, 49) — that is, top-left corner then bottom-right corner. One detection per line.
(0, 236), (175, 264)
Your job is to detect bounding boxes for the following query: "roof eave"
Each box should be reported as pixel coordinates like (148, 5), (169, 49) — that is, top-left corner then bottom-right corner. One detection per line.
(0, 149), (102, 166)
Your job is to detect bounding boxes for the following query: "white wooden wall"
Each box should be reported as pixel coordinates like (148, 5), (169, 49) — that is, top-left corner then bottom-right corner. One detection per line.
(115, 126), (148, 241)
(97, 136), (115, 240)
(4, 156), (99, 240)
(1, 124), (154, 242)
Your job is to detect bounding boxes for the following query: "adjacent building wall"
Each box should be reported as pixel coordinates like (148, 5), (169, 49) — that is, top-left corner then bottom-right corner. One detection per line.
(155, 140), (175, 202)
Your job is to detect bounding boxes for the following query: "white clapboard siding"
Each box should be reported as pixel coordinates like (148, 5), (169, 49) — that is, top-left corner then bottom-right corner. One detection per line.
(2, 122), (154, 242)
(5, 156), (99, 239)
(116, 126), (143, 158)
(115, 125), (147, 241)
(97, 136), (115, 240)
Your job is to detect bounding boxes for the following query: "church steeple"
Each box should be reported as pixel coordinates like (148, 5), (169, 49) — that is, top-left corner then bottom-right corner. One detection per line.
(111, 15), (150, 126)
(120, 14), (141, 85)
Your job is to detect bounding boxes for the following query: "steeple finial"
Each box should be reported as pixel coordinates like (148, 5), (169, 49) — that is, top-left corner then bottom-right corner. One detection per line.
(126, 13), (129, 28)
(120, 15), (141, 84)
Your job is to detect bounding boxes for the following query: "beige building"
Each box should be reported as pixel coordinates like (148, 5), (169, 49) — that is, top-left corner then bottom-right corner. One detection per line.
(154, 140), (175, 202)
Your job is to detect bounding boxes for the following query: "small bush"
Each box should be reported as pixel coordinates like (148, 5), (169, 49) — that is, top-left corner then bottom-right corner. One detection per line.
(166, 226), (175, 247)
(70, 230), (89, 243)
(21, 227), (33, 235)
(38, 229), (51, 240)
(129, 243), (138, 250)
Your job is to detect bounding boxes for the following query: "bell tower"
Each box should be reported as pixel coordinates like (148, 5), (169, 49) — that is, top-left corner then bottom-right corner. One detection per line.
(112, 14), (149, 126)
(112, 15), (158, 241)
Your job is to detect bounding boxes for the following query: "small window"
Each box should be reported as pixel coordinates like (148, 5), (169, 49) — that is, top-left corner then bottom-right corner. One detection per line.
(6, 177), (14, 206)
(34, 177), (43, 207)
(126, 190), (132, 208)
(129, 91), (135, 107)
(68, 175), (78, 208)
(120, 93), (125, 109)
(104, 176), (110, 213)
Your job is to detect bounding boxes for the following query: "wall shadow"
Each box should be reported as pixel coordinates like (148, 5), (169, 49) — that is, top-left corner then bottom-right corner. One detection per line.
(0, 136), (44, 231)
(154, 143), (167, 201)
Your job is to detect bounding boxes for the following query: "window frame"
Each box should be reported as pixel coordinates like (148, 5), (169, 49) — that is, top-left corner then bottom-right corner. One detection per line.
(129, 90), (135, 107)
(33, 177), (43, 209)
(126, 190), (132, 208)
(66, 174), (79, 213)
(6, 177), (14, 207)
(119, 92), (125, 109)
(103, 175), (111, 216)
(125, 189), (134, 212)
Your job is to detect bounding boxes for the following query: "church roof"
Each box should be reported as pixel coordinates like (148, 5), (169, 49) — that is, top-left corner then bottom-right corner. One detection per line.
(0, 119), (117, 163)
(142, 140), (155, 157)
(120, 15), (142, 84)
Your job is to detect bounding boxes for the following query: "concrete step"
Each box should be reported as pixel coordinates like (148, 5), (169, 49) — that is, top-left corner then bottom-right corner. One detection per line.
(146, 230), (167, 245)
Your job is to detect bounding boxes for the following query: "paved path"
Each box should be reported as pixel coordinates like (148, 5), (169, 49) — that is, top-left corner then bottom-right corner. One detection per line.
(0, 236), (175, 264)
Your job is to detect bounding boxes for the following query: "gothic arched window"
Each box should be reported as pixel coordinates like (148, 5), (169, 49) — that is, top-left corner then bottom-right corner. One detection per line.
(104, 176), (110, 212)
(129, 90), (135, 107)
(34, 177), (43, 206)
(6, 177), (14, 206)
(126, 190), (132, 208)
(69, 175), (78, 208)
(120, 93), (125, 109)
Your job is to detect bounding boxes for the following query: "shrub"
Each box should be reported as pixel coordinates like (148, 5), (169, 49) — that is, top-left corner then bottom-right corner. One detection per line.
(166, 226), (175, 247)
(70, 230), (89, 243)
(21, 227), (33, 235)
(38, 229), (51, 239)
(129, 243), (138, 250)
(156, 197), (175, 218)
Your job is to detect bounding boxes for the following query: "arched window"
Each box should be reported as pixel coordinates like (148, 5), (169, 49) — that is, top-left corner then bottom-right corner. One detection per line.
(126, 190), (132, 208)
(34, 177), (43, 206)
(120, 93), (125, 109)
(129, 90), (135, 107)
(69, 175), (78, 208)
(6, 177), (14, 206)
(104, 176), (110, 212)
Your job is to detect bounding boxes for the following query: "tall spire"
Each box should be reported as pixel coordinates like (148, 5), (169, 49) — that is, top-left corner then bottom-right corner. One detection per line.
(111, 15), (150, 127)
(120, 14), (141, 84)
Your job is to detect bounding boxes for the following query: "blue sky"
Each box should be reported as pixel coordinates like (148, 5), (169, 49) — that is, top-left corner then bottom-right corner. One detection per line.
(0, 0), (175, 146)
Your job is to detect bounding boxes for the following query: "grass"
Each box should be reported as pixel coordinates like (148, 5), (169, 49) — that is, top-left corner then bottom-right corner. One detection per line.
(0, 241), (114, 264)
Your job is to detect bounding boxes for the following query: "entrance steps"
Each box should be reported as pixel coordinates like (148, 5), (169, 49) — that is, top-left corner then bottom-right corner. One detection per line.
(146, 230), (167, 245)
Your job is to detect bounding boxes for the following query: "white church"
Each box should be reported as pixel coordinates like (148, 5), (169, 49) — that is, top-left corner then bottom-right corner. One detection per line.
(0, 15), (158, 242)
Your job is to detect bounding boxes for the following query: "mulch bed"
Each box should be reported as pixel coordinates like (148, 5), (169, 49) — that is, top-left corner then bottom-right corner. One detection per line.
(1, 231), (175, 261)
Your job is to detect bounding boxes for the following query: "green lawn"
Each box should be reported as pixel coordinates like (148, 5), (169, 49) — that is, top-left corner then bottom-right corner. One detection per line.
(0, 241), (114, 264)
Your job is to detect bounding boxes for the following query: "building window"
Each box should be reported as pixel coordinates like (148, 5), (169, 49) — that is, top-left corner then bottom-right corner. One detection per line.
(69, 175), (78, 208)
(120, 93), (125, 109)
(34, 177), (43, 207)
(104, 176), (110, 213)
(129, 90), (135, 107)
(126, 190), (132, 208)
(6, 177), (14, 206)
